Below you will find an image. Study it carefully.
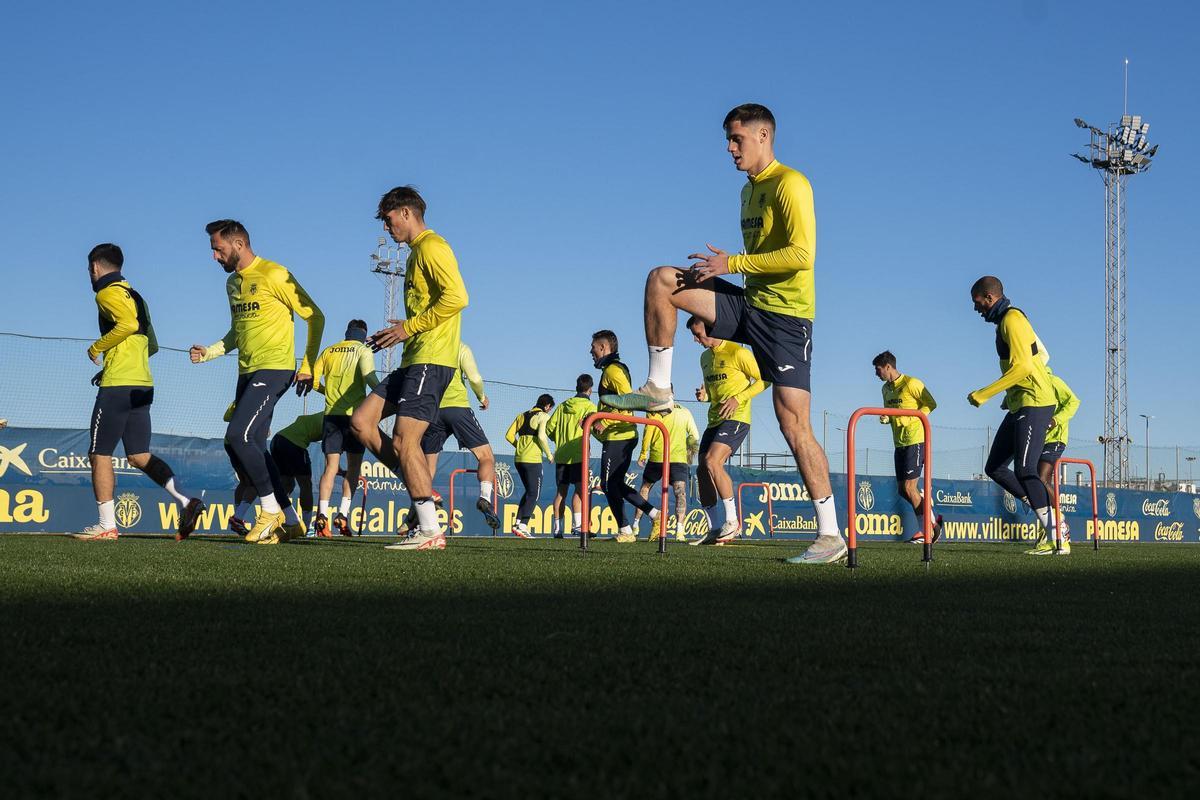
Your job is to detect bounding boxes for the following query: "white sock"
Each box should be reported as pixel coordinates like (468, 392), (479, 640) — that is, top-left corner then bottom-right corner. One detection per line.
(648, 346), (673, 387)
(1034, 506), (1057, 535)
(414, 498), (439, 532)
(235, 501), (251, 520)
(620, 525), (633, 537)
(552, 517), (561, 534)
(259, 494), (281, 514)
(319, 499), (330, 516)
(721, 497), (736, 526)
(814, 495), (839, 537)
(163, 477), (190, 507)
(338, 496), (352, 515)
(282, 504), (300, 525)
(676, 520), (686, 537)
(480, 481), (493, 502)
(649, 507), (660, 520)
(98, 500), (116, 529)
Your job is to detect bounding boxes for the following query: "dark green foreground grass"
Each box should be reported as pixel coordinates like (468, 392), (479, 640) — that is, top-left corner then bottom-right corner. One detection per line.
(2, 535), (1198, 798)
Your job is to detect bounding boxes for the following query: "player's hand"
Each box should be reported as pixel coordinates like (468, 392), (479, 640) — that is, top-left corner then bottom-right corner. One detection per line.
(293, 372), (314, 396)
(638, 457), (646, 467)
(90, 370), (103, 387)
(369, 321), (409, 351)
(967, 391), (984, 408)
(189, 345), (207, 363)
(718, 396), (740, 420)
(87, 347), (101, 366)
(879, 415), (890, 424)
(687, 244), (730, 282)
(479, 396), (490, 411)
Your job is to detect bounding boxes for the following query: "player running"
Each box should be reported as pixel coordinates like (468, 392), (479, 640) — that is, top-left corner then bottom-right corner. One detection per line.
(505, 394), (555, 538)
(633, 402), (699, 542)
(1025, 369), (1081, 555)
(311, 319), (379, 536)
(602, 104), (843, 563)
(76, 243), (204, 541)
(967, 276), (1064, 554)
(190, 220), (324, 545)
(590, 330), (660, 544)
(873, 351), (944, 544)
(349, 186), (469, 551)
(545, 374), (597, 539)
(685, 315), (767, 545)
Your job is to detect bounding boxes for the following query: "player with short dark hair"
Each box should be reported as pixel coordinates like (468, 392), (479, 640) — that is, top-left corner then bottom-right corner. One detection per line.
(350, 186), (470, 551)
(968, 276), (1064, 555)
(506, 394), (555, 538)
(873, 351), (943, 544)
(546, 373), (596, 538)
(76, 243), (205, 541)
(602, 103), (844, 563)
(191, 220), (325, 545)
(311, 319), (379, 536)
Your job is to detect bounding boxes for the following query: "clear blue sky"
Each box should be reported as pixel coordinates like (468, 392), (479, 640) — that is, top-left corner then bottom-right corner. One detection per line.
(1, 0), (1195, 456)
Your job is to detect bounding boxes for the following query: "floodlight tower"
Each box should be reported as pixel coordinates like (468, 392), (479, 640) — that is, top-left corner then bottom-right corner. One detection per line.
(369, 237), (408, 373)
(1072, 77), (1158, 487)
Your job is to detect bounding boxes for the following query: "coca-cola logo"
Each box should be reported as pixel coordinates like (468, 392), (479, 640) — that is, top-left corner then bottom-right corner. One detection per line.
(1142, 499), (1171, 517)
(1154, 522), (1184, 541)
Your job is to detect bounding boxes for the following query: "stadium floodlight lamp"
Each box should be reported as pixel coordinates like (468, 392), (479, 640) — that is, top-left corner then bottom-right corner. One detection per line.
(1121, 114), (1132, 127)
(1147, 144), (1158, 157)
(1074, 117), (1088, 128)
(1141, 122), (1150, 134)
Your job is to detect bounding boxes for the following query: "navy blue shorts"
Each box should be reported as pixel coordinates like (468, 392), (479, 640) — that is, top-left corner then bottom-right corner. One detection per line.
(372, 364), (455, 424)
(641, 461), (690, 486)
(707, 278), (812, 391)
(555, 462), (583, 487)
(894, 444), (925, 483)
(89, 386), (154, 456)
(322, 415), (365, 456)
(1040, 441), (1066, 464)
(698, 420), (750, 457)
(421, 406), (490, 455)
(270, 435), (313, 478)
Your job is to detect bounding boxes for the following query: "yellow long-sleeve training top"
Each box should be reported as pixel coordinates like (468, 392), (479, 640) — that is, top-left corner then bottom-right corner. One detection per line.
(728, 159), (817, 320)
(638, 404), (700, 465)
(970, 307), (1056, 410)
(506, 407), (554, 464)
(400, 229), (469, 369)
(440, 342), (487, 409)
(879, 374), (936, 448)
(546, 395), (597, 465)
(200, 256), (324, 375)
(700, 341), (767, 429)
(88, 273), (158, 388)
(1045, 372), (1080, 446)
(595, 357), (637, 442)
(312, 338), (379, 416)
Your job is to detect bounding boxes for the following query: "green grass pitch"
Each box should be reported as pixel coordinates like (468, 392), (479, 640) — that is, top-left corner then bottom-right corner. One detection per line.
(2, 535), (1198, 797)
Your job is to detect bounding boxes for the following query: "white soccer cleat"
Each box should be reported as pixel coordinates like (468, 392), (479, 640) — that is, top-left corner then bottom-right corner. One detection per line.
(384, 530), (446, 551)
(513, 522), (534, 539)
(785, 535), (848, 564)
(715, 520), (741, 544)
(600, 381), (674, 412)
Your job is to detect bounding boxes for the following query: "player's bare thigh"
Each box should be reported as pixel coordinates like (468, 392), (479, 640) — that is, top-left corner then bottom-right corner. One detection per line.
(648, 266), (718, 325)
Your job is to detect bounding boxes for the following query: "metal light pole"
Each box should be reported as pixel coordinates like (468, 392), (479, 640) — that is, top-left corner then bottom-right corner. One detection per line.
(370, 237), (407, 373)
(1187, 456), (1196, 483)
(1139, 413), (1153, 489)
(1072, 70), (1158, 487)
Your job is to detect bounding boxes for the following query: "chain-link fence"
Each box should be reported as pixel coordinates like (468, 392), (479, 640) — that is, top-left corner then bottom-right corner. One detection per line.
(5, 332), (1196, 487)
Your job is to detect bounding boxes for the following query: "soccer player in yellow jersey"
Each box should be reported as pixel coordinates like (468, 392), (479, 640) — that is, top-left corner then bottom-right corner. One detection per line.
(590, 330), (660, 543)
(685, 316), (767, 545)
(310, 319), (379, 536)
(873, 351), (943, 544)
(545, 374), (597, 538)
(968, 275), (1065, 554)
(190, 220), (325, 545)
(350, 186), (469, 552)
(604, 104), (843, 563)
(1023, 369), (1081, 554)
(269, 411), (324, 535)
(76, 243), (205, 541)
(505, 394), (555, 538)
(633, 402), (699, 541)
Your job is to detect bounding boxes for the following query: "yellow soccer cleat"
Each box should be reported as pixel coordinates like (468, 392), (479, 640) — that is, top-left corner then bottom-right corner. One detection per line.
(245, 510), (285, 544)
(279, 521), (306, 542)
(614, 530), (638, 544)
(1025, 536), (1055, 556)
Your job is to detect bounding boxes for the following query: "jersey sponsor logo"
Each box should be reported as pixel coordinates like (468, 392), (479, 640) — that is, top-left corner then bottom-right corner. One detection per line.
(1141, 499), (1171, 517)
(741, 216), (764, 231)
(115, 492), (142, 528)
(0, 443), (32, 477)
(857, 480), (875, 512)
(0, 488), (49, 523)
(231, 301), (261, 313)
(704, 372), (729, 383)
(1105, 492), (1118, 518)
